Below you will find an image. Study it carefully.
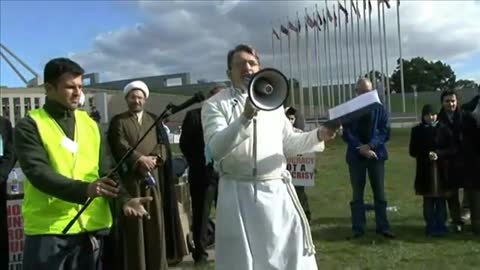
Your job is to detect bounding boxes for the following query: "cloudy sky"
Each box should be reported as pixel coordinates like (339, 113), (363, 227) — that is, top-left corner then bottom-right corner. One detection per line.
(1, 0), (479, 88)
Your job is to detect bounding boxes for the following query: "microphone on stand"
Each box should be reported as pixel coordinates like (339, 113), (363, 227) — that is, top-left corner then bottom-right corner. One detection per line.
(167, 92), (206, 114)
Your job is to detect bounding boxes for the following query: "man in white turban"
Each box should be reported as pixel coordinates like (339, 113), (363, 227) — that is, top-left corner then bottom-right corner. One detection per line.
(107, 80), (169, 269)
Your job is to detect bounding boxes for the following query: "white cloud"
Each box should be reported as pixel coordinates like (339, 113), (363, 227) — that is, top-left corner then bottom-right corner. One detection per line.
(69, 0), (480, 86)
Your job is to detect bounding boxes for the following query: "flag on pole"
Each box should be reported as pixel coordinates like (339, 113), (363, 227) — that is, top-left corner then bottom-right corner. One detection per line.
(272, 28), (280, 40)
(306, 14), (316, 28)
(382, 0), (391, 9)
(327, 7), (333, 22)
(280, 24), (289, 36)
(339, 1), (349, 23)
(317, 10), (323, 26)
(351, 0), (361, 17)
(297, 17), (302, 33)
(397, 0), (400, 7)
(368, 0), (372, 14)
(334, 10), (338, 27)
(288, 21), (299, 32)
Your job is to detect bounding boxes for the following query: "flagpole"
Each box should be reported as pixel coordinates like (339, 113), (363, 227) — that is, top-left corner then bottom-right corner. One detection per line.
(313, 23), (320, 117)
(305, 8), (314, 118)
(316, 5), (325, 116)
(271, 23), (276, 69)
(338, 2), (346, 103)
(317, 26), (325, 116)
(324, 6), (334, 108)
(377, 0), (385, 104)
(287, 18), (295, 107)
(369, 0), (376, 89)
(382, 1), (391, 112)
(296, 12), (305, 116)
(333, 5), (341, 106)
(356, 0), (362, 78)
(363, 0), (369, 80)
(350, 0), (356, 98)
(314, 8), (322, 117)
(279, 20), (284, 74)
(344, 0), (352, 97)
(323, 9), (332, 109)
(397, 0), (405, 112)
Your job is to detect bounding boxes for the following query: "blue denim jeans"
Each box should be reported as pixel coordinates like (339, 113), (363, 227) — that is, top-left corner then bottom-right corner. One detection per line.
(348, 159), (390, 233)
(423, 197), (448, 235)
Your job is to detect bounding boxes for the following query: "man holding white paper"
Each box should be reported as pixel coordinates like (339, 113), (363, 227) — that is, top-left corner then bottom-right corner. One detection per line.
(202, 44), (337, 270)
(341, 78), (394, 239)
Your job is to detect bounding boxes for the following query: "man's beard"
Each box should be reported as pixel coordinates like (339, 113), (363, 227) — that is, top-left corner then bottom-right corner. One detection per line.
(128, 104), (143, 112)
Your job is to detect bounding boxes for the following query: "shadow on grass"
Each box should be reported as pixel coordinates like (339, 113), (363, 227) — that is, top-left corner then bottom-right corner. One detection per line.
(312, 216), (480, 245)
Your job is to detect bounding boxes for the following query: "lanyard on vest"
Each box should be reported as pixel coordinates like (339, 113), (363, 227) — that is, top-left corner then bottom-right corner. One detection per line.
(47, 113), (88, 231)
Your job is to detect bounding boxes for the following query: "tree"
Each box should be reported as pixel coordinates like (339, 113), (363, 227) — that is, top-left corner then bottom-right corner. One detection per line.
(390, 57), (456, 93)
(454, 79), (477, 90)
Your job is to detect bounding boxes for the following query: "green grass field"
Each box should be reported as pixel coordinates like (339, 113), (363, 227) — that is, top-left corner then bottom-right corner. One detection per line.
(175, 128), (480, 269)
(310, 128), (479, 269)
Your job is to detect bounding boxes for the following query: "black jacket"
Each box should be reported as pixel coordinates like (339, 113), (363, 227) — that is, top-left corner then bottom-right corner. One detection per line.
(436, 108), (477, 189)
(0, 116), (16, 186)
(179, 108), (217, 187)
(409, 123), (450, 196)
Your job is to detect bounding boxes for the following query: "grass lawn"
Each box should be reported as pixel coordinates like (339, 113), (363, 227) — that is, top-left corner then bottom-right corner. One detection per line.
(311, 128), (479, 269)
(173, 128), (480, 269)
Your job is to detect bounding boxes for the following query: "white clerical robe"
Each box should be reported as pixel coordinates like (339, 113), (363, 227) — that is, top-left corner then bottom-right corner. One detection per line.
(201, 87), (324, 270)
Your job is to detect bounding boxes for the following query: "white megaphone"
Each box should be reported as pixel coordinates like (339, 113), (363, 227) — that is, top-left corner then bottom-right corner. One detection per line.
(247, 68), (289, 111)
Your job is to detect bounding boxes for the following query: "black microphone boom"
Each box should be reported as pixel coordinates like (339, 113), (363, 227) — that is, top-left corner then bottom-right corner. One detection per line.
(169, 91), (206, 114)
(62, 91), (204, 234)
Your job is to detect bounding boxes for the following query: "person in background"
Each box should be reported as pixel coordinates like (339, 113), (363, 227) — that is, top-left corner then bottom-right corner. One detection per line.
(285, 107), (312, 222)
(90, 106), (101, 123)
(409, 104), (450, 236)
(0, 116), (16, 269)
(435, 89), (475, 233)
(341, 78), (394, 239)
(107, 80), (169, 270)
(179, 84), (223, 265)
(459, 87), (480, 222)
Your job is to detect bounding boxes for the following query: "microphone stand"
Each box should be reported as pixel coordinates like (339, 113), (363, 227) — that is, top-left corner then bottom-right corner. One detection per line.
(62, 104), (177, 234)
(252, 117), (257, 177)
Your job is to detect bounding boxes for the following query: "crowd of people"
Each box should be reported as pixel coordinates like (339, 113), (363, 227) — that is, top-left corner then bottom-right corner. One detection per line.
(0, 42), (478, 270)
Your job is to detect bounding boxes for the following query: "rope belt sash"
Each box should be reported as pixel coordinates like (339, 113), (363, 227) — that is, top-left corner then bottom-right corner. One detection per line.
(220, 170), (316, 256)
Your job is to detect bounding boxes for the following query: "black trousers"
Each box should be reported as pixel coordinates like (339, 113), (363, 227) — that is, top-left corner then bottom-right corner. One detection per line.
(295, 186), (311, 222)
(23, 233), (104, 270)
(447, 191), (462, 225)
(188, 166), (218, 261)
(468, 191), (480, 234)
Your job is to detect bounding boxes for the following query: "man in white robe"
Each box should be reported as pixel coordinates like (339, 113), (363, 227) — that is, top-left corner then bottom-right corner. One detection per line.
(201, 44), (336, 270)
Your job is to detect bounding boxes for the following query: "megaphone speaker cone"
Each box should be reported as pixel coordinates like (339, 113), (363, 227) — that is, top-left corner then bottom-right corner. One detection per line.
(247, 68), (289, 111)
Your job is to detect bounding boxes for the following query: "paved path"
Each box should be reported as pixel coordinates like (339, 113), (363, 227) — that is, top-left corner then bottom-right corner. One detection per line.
(170, 249), (215, 270)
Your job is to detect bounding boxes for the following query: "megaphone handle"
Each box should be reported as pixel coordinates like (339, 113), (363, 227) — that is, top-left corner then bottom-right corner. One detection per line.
(252, 117), (258, 177)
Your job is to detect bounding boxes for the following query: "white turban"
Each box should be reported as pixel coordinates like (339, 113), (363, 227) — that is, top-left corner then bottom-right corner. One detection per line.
(123, 80), (150, 99)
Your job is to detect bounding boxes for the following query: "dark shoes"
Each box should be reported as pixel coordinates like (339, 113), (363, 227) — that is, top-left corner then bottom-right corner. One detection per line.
(348, 230), (395, 239)
(376, 230), (395, 239)
(347, 231), (364, 240)
(193, 254), (208, 266)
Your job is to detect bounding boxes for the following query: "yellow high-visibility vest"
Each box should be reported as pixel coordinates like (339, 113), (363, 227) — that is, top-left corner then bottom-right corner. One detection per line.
(23, 108), (112, 235)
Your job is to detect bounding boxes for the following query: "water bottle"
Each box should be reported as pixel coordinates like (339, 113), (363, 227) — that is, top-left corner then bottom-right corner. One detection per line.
(387, 206), (399, 212)
(144, 172), (156, 187)
(10, 169), (20, 195)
